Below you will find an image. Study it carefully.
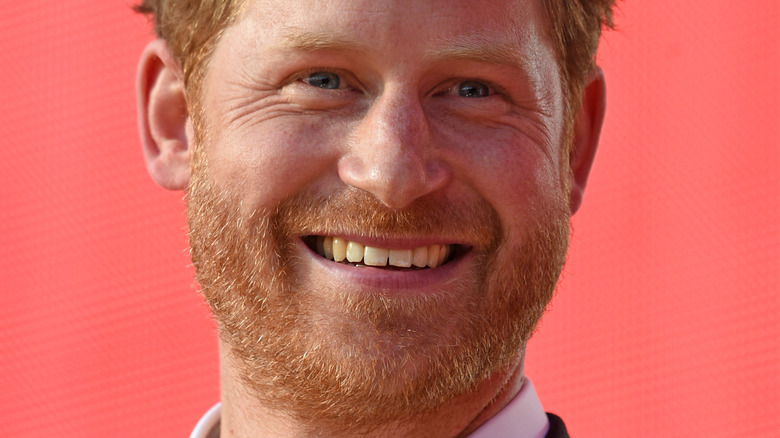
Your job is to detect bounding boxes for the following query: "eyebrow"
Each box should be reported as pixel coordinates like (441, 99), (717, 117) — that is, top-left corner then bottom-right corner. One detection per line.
(275, 27), (531, 70)
(277, 28), (371, 53)
(425, 40), (530, 70)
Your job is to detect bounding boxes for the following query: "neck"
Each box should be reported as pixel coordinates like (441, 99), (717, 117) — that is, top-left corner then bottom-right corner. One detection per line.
(217, 342), (526, 438)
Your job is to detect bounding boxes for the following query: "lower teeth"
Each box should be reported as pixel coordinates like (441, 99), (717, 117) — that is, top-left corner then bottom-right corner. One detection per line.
(343, 261), (426, 270)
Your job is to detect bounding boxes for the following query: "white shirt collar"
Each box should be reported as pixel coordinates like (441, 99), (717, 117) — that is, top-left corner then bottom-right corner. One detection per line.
(469, 378), (550, 438)
(190, 402), (221, 438)
(191, 379), (549, 438)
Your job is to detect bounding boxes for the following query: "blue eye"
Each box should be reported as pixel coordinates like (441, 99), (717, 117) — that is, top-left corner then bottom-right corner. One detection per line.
(303, 72), (341, 89)
(457, 81), (490, 98)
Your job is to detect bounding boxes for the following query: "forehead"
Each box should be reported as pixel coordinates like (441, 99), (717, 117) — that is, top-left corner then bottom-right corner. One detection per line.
(229, 0), (550, 61)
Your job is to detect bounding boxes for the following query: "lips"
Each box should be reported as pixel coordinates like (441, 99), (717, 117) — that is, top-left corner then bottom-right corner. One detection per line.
(305, 236), (457, 268)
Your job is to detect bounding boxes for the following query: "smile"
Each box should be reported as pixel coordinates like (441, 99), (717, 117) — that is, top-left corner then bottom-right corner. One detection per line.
(304, 236), (459, 269)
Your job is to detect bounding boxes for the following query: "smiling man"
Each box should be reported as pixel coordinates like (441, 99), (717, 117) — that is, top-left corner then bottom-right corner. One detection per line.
(136, 0), (614, 436)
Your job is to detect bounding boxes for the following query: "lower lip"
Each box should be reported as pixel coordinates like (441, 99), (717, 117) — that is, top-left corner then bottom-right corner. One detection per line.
(297, 239), (473, 293)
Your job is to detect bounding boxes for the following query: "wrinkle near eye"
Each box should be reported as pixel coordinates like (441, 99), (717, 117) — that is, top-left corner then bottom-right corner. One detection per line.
(219, 92), (296, 132)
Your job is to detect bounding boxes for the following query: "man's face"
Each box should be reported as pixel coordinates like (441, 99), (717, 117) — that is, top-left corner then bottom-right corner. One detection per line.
(188, 0), (570, 431)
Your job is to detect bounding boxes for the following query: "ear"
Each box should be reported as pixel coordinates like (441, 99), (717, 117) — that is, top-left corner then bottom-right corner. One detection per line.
(136, 39), (191, 190)
(568, 66), (606, 214)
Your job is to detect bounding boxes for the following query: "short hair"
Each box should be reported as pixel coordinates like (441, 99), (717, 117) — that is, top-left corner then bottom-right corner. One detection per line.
(136, 0), (615, 144)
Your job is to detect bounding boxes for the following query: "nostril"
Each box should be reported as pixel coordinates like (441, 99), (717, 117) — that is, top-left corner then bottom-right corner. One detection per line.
(338, 160), (452, 210)
(338, 111), (451, 209)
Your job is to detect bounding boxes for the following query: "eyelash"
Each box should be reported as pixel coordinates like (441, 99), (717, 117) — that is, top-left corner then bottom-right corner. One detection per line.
(292, 68), (357, 90)
(290, 68), (508, 102)
(437, 79), (508, 101)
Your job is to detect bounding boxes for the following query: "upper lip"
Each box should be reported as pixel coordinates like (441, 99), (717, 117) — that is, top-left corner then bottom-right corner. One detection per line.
(302, 234), (467, 249)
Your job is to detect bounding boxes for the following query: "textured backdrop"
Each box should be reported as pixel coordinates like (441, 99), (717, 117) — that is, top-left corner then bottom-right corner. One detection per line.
(1, 1), (778, 436)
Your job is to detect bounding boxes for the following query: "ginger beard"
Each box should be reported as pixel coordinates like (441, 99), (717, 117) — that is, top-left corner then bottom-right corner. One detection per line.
(187, 147), (571, 432)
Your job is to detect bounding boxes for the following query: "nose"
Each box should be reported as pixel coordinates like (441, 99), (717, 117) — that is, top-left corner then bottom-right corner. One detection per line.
(338, 89), (451, 209)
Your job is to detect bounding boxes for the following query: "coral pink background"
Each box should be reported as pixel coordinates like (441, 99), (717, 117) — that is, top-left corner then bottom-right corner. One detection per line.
(1, 1), (777, 436)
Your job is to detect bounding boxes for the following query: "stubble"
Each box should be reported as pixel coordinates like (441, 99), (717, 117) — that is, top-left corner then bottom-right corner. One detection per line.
(186, 149), (570, 434)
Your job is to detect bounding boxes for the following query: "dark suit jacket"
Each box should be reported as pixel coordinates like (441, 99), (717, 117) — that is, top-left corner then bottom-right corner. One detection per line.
(545, 413), (570, 438)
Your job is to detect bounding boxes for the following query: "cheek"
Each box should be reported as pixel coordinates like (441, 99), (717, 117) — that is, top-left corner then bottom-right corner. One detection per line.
(435, 124), (565, 237)
(202, 116), (349, 212)
(438, 120), (562, 192)
(491, 159), (564, 232)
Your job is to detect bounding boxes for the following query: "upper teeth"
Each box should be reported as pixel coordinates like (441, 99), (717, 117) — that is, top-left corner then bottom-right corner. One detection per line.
(314, 236), (452, 268)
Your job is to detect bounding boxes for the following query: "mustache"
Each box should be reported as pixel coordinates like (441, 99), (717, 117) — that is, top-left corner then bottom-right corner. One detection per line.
(255, 187), (503, 251)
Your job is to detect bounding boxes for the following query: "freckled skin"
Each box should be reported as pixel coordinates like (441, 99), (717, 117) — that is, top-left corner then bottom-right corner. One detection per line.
(186, 0), (577, 436)
(203, 0), (566, 217)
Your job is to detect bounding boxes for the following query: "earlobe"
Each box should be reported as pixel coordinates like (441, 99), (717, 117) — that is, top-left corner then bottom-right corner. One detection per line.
(568, 66), (606, 214)
(137, 39), (191, 190)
